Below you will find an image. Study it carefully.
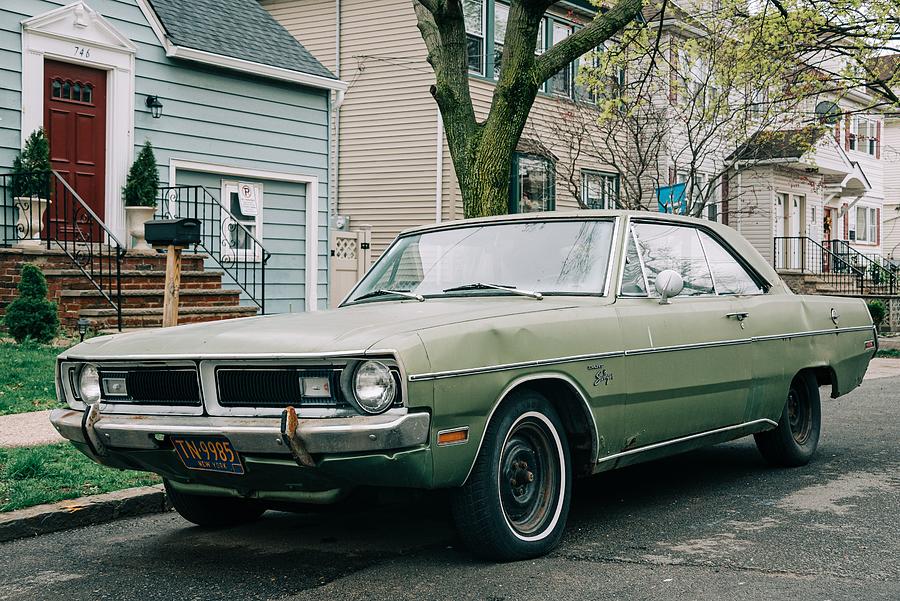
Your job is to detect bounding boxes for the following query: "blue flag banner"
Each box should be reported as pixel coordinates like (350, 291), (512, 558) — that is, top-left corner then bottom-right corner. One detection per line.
(657, 183), (687, 214)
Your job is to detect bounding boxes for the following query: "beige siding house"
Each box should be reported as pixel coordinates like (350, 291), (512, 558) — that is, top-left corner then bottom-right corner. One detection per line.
(264, 0), (896, 303)
(263, 0), (623, 302)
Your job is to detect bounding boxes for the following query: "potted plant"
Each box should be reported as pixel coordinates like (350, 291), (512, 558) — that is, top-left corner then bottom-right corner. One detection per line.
(11, 129), (51, 245)
(123, 141), (160, 250)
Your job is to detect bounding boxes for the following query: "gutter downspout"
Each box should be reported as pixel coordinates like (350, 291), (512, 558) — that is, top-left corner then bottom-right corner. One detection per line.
(333, 0), (342, 219)
(435, 109), (443, 224)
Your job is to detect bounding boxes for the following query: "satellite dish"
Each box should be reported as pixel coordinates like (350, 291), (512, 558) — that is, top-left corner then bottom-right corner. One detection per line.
(815, 101), (842, 125)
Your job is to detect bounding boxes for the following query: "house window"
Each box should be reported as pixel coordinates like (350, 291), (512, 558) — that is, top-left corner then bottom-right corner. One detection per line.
(222, 181), (263, 261)
(493, 1), (509, 79)
(582, 170), (619, 209)
(511, 153), (555, 213)
(548, 21), (574, 97)
(855, 206), (877, 243)
(464, 0), (485, 75)
(50, 78), (93, 104)
(850, 116), (877, 155)
(466, 2), (576, 95)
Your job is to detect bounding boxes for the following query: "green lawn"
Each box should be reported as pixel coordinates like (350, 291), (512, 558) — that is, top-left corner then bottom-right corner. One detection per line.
(0, 443), (160, 512)
(875, 348), (900, 359)
(0, 340), (63, 415)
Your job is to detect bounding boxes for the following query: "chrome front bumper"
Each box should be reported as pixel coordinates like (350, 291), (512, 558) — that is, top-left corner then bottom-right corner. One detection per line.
(49, 408), (431, 458)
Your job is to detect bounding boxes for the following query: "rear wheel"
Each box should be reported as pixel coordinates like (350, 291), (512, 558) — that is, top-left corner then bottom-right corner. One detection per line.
(754, 371), (821, 467)
(451, 390), (572, 561)
(164, 479), (266, 527)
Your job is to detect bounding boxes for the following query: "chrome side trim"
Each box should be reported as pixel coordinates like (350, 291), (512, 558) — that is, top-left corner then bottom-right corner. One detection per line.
(408, 325), (874, 381)
(461, 372), (599, 485)
(409, 350), (625, 382)
(594, 418), (779, 466)
(753, 324), (876, 342)
(625, 337), (753, 356)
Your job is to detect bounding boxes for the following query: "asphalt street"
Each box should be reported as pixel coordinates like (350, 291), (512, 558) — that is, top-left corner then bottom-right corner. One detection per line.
(1, 376), (898, 601)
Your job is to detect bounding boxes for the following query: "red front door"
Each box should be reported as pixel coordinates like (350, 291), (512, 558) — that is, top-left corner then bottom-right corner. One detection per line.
(43, 59), (107, 238)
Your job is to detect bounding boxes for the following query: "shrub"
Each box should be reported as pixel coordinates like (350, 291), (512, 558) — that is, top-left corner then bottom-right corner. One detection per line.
(123, 141), (159, 207)
(866, 299), (886, 329)
(3, 264), (58, 344)
(11, 129), (51, 199)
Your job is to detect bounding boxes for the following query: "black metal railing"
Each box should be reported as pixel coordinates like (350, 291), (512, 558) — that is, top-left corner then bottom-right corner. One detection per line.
(827, 239), (896, 295)
(774, 236), (896, 295)
(157, 185), (270, 313)
(1, 170), (125, 330)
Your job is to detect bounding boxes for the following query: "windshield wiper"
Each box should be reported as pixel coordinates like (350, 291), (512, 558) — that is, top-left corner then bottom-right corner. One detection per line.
(442, 282), (543, 300)
(353, 289), (425, 302)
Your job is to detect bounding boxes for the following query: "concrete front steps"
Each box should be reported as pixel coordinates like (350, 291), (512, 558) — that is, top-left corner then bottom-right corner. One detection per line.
(0, 246), (258, 330)
(80, 305), (258, 329)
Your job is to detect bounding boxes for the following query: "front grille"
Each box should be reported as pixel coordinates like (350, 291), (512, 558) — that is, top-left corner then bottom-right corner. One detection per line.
(216, 368), (348, 408)
(98, 368), (201, 406)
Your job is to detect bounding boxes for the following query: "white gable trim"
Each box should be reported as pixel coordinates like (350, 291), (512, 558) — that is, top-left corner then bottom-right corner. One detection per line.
(20, 0), (135, 241)
(135, 0), (347, 93)
(169, 159), (322, 312)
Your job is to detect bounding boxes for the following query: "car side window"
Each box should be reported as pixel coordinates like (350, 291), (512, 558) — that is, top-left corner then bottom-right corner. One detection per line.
(621, 230), (648, 295)
(632, 223), (715, 297)
(698, 231), (764, 295)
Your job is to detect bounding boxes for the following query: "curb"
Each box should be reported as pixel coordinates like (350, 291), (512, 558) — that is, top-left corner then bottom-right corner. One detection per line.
(0, 484), (170, 543)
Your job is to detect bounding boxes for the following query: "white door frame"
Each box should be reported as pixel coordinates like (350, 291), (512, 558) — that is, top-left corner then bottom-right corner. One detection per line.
(169, 159), (321, 312)
(20, 1), (137, 241)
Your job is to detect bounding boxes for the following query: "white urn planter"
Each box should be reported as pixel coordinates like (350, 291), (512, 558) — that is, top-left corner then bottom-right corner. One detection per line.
(14, 196), (50, 246)
(125, 205), (157, 250)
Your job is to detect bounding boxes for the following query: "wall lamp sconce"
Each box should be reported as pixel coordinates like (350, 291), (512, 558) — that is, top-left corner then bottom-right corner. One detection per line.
(145, 95), (163, 119)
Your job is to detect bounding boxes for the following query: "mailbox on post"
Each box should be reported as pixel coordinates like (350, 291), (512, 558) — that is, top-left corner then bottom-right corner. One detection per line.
(145, 218), (202, 328)
(144, 218), (201, 247)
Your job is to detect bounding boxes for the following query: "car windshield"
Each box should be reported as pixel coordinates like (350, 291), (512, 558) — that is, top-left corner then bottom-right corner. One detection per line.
(346, 220), (615, 303)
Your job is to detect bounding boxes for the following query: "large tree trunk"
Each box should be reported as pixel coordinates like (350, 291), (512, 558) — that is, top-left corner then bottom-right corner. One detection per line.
(414, 0), (644, 219)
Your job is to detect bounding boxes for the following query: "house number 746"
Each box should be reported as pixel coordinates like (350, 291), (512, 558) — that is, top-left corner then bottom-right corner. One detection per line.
(74, 46), (91, 58)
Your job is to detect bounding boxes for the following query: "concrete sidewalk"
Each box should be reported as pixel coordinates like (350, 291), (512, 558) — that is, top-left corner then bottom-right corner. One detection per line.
(0, 409), (62, 448)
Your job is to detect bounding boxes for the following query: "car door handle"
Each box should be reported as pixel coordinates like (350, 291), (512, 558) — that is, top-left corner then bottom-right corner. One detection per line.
(725, 312), (750, 322)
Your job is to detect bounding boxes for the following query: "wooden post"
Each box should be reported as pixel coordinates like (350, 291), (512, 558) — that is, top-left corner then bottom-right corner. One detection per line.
(162, 244), (183, 327)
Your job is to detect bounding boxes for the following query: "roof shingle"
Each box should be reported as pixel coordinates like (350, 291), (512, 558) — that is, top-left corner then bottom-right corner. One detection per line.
(147, 0), (335, 80)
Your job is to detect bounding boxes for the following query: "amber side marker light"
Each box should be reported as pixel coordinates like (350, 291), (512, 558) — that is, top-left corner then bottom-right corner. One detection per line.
(437, 427), (469, 446)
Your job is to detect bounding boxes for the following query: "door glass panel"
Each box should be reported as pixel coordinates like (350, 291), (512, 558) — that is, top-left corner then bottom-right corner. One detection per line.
(632, 223), (714, 296)
(698, 231), (763, 295)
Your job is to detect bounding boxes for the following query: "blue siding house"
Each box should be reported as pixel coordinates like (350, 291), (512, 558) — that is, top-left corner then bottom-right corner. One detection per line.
(0, 0), (346, 316)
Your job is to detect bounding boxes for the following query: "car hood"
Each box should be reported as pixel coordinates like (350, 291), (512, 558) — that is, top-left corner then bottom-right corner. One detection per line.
(63, 297), (580, 359)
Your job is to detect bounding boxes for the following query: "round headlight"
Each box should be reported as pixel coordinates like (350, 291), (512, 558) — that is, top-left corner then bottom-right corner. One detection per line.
(78, 363), (101, 404)
(352, 361), (396, 414)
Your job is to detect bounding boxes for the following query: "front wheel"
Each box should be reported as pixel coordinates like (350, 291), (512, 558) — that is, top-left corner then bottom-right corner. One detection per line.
(450, 390), (572, 561)
(164, 479), (266, 527)
(754, 371), (821, 467)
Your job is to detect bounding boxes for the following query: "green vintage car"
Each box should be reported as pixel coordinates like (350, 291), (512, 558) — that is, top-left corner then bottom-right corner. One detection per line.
(50, 211), (875, 560)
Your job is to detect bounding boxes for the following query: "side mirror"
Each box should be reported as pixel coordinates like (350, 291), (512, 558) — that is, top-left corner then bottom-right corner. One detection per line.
(656, 270), (684, 305)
